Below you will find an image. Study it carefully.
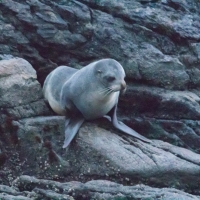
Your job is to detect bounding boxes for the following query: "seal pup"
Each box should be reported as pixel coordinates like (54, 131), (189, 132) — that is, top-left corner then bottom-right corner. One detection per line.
(43, 59), (151, 148)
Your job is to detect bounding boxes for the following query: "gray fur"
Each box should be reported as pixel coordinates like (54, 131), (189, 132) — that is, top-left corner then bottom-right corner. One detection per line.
(43, 59), (151, 148)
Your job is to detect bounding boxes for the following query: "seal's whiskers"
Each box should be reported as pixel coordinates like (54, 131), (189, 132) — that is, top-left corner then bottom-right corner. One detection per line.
(98, 87), (111, 94)
(102, 88), (114, 97)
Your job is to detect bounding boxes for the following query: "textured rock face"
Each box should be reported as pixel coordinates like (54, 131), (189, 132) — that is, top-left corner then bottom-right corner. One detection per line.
(0, 56), (50, 119)
(1, 0), (200, 85)
(0, 57), (51, 185)
(13, 116), (200, 188)
(1, 175), (200, 200)
(1, 0), (200, 198)
(1, 175), (199, 200)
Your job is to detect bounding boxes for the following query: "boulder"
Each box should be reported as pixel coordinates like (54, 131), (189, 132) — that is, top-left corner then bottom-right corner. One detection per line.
(1, 0), (200, 198)
(11, 117), (200, 191)
(9, 175), (200, 200)
(0, 56), (50, 119)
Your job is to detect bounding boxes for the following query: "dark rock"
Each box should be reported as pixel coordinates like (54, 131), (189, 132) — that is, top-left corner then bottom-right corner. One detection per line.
(0, 152), (7, 167)
(121, 116), (200, 152)
(120, 85), (200, 120)
(0, 0), (199, 91)
(9, 116), (200, 192)
(1, 0), (199, 86)
(127, 43), (190, 90)
(1, 0), (200, 198)
(10, 175), (200, 200)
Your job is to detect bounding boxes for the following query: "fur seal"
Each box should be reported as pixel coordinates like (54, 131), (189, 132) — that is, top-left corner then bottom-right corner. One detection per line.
(43, 58), (151, 148)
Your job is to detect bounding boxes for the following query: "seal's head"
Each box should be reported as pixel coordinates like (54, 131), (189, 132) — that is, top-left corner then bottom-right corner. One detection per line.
(94, 59), (126, 94)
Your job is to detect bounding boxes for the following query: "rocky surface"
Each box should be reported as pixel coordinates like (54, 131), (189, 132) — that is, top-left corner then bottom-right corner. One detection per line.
(0, 175), (199, 200)
(11, 115), (200, 189)
(0, 0), (200, 85)
(0, 55), (50, 119)
(1, 0), (200, 199)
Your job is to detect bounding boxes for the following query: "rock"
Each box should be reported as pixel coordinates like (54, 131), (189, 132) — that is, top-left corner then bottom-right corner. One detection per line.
(13, 116), (70, 179)
(0, 56), (50, 119)
(1, 0), (199, 86)
(5, 116), (199, 192)
(0, 194), (32, 200)
(120, 116), (200, 152)
(118, 84), (200, 151)
(0, 57), (39, 107)
(0, 183), (32, 199)
(0, 56), (51, 185)
(0, 175), (198, 199)
(125, 43), (190, 90)
(9, 175), (200, 200)
(120, 84), (200, 120)
(0, 184), (21, 195)
(1, 0), (200, 198)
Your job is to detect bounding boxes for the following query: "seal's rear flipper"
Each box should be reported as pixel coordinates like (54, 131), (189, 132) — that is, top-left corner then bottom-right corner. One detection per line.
(109, 104), (151, 143)
(63, 115), (85, 148)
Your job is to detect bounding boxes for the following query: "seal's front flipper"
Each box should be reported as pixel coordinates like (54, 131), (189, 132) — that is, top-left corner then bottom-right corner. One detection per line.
(109, 104), (151, 143)
(63, 115), (85, 148)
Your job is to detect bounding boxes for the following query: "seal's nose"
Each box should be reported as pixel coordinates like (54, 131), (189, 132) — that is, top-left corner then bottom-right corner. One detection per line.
(121, 80), (126, 90)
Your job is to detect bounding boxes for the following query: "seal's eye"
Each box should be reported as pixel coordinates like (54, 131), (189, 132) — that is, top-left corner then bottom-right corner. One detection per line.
(107, 76), (115, 82)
